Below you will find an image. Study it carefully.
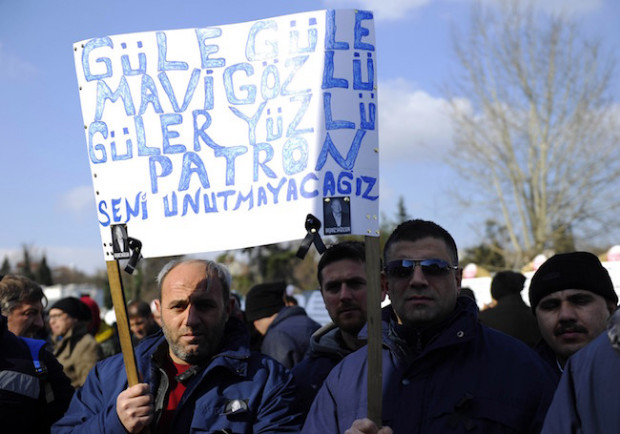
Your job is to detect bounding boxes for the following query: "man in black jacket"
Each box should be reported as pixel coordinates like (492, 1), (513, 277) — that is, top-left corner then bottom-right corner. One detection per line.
(0, 311), (74, 432)
(479, 270), (541, 347)
(245, 281), (320, 369)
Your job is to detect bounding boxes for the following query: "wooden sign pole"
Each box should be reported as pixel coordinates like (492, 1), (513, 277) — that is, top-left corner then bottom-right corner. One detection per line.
(106, 260), (140, 386)
(365, 235), (383, 426)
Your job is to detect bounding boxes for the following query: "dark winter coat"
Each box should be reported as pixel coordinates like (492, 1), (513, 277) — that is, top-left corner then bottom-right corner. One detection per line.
(479, 293), (542, 347)
(302, 297), (557, 433)
(52, 317), (301, 433)
(261, 306), (320, 369)
(533, 339), (563, 385)
(0, 315), (74, 433)
(291, 322), (356, 419)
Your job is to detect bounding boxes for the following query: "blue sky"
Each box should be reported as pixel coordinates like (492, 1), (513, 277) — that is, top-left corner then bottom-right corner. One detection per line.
(1, 0), (618, 274)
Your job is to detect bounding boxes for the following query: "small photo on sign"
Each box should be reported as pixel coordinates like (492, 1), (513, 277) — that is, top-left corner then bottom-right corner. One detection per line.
(111, 224), (131, 259)
(323, 196), (351, 235)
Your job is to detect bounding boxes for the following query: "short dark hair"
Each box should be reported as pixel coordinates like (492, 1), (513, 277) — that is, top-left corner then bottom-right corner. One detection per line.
(384, 219), (458, 265)
(127, 299), (152, 319)
(0, 274), (47, 315)
(317, 241), (366, 287)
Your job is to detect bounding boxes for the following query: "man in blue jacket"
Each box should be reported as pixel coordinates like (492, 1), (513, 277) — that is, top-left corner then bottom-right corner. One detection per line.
(303, 219), (557, 434)
(292, 240), (385, 420)
(541, 309), (620, 433)
(53, 259), (301, 433)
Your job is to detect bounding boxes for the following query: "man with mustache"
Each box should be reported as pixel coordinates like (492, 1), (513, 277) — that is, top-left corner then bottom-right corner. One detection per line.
(53, 259), (301, 433)
(529, 251), (618, 383)
(292, 241), (385, 420)
(541, 309), (620, 433)
(303, 219), (556, 434)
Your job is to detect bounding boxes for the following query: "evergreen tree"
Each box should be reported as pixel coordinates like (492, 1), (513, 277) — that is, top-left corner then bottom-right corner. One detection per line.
(36, 255), (54, 285)
(396, 196), (410, 224)
(19, 246), (36, 280)
(0, 257), (10, 275)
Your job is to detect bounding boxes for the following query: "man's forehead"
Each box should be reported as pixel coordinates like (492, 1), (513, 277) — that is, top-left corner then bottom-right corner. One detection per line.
(387, 238), (452, 259)
(163, 266), (222, 299)
(14, 300), (43, 312)
(322, 259), (365, 278)
(539, 288), (599, 301)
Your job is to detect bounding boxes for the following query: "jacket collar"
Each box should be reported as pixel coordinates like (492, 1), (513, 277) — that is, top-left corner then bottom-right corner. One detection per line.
(140, 316), (252, 381)
(358, 296), (479, 357)
(268, 305), (307, 330)
(307, 322), (356, 359)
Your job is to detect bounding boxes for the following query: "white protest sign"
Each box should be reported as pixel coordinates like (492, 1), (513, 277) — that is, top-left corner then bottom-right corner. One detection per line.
(73, 9), (379, 260)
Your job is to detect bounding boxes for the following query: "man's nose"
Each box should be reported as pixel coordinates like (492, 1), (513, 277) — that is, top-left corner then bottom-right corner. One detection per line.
(186, 305), (201, 328)
(34, 314), (44, 329)
(408, 264), (428, 286)
(558, 302), (578, 321)
(339, 284), (353, 300)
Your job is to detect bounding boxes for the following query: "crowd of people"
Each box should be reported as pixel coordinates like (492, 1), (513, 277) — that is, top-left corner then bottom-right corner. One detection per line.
(0, 218), (618, 433)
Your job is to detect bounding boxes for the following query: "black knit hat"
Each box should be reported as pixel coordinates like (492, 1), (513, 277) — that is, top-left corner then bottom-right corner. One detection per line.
(245, 282), (286, 323)
(50, 296), (92, 321)
(529, 252), (618, 313)
(491, 271), (526, 300)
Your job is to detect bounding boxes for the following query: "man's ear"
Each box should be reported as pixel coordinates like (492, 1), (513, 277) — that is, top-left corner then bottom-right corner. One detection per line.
(455, 267), (463, 291)
(153, 299), (161, 315)
(380, 271), (389, 300)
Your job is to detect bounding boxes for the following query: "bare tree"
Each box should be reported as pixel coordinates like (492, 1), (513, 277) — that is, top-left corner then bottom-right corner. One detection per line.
(445, 1), (620, 266)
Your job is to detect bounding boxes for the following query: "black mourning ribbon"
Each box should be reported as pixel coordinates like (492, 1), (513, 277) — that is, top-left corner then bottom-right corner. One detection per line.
(296, 214), (326, 259)
(124, 237), (143, 275)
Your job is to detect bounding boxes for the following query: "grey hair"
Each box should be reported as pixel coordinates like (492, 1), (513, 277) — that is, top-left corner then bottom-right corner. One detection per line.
(0, 275), (47, 315)
(156, 259), (232, 304)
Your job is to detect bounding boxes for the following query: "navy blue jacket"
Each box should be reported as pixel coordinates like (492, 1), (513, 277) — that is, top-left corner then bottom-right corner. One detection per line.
(302, 297), (556, 433)
(291, 323), (356, 419)
(0, 315), (74, 433)
(542, 329), (620, 433)
(53, 317), (301, 433)
(261, 306), (320, 369)
(533, 339), (563, 385)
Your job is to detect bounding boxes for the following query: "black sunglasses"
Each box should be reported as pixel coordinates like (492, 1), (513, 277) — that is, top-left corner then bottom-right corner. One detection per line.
(384, 259), (458, 279)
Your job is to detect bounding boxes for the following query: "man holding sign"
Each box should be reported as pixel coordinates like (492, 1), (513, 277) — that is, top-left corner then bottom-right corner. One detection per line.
(53, 259), (301, 433)
(303, 219), (556, 433)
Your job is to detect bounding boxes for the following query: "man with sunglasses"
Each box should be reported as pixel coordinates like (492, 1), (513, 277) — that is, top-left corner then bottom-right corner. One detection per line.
(303, 219), (556, 434)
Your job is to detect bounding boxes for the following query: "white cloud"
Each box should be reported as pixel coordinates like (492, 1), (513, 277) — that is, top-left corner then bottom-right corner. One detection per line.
(322, 0), (431, 21)
(378, 78), (469, 164)
(58, 185), (96, 215)
(320, 0), (603, 22)
(474, 0), (604, 16)
(43, 245), (106, 274)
